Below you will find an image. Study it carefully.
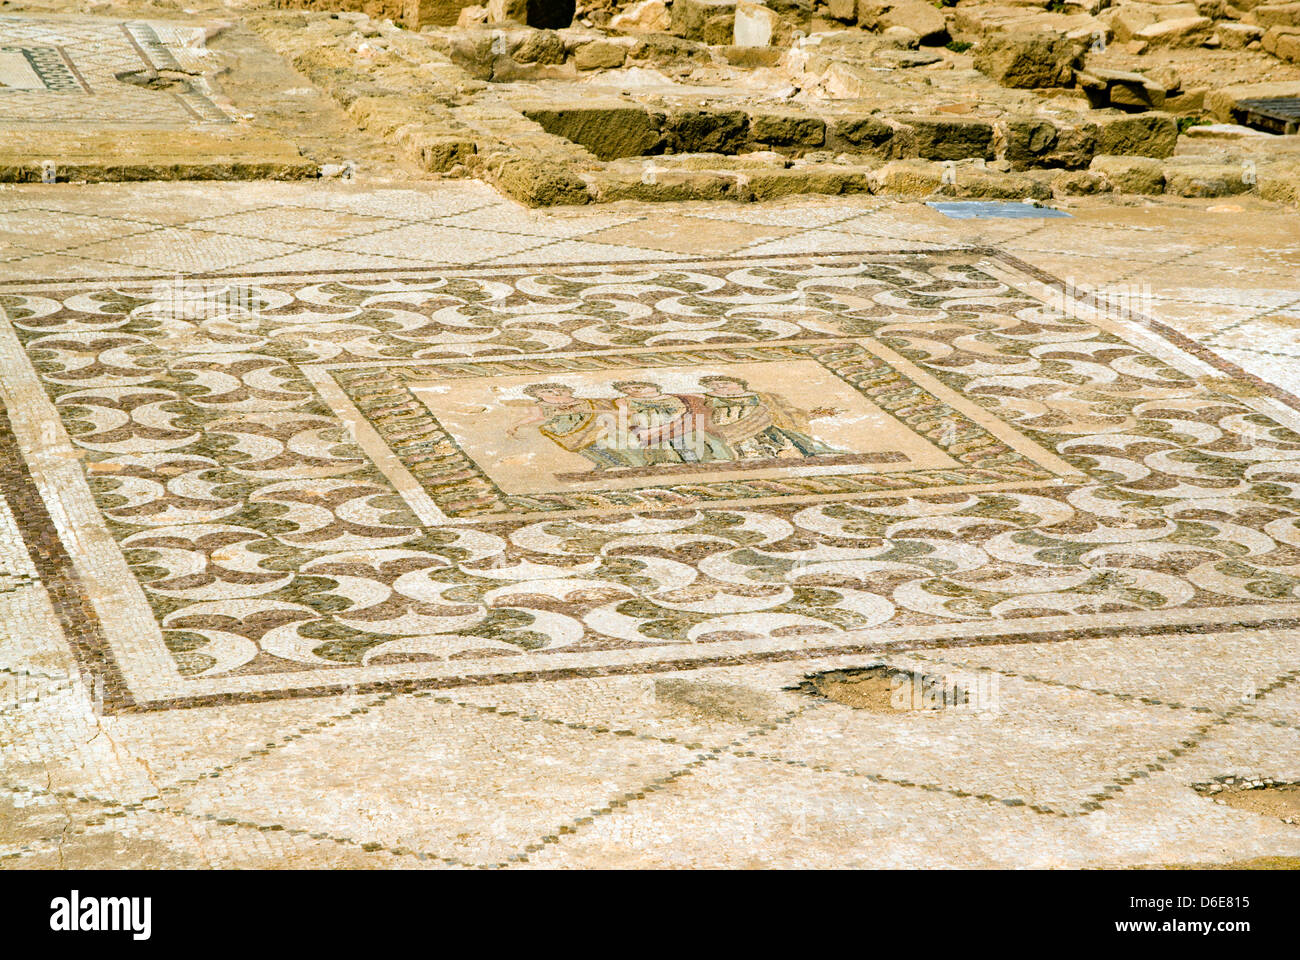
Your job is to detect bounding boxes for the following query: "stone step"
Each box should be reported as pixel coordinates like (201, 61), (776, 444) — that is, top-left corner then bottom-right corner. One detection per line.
(484, 149), (1299, 206)
(509, 99), (1180, 168)
(0, 128), (318, 183)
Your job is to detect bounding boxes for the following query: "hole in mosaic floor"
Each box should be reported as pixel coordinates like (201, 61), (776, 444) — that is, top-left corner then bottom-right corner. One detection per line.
(1193, 778), (1300, 826)
(114, 68), (198, 93)
(792, 666), (969, 713)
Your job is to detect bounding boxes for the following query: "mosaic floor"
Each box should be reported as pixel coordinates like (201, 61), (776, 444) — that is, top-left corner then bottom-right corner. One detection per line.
(3, 182), (1300, 868)
(0, 14), (232, 126)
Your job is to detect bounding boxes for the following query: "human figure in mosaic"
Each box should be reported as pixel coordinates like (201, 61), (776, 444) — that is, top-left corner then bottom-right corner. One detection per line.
(696, 375), (846, 460)
(612, 380), (729, 465)
(507, 382), (633, 469)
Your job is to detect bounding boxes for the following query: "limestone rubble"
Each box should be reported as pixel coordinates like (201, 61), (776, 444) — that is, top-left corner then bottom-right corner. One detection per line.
(215, 0), (1300, 206)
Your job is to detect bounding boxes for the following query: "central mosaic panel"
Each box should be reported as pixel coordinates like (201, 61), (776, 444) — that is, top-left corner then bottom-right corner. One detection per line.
(4, 252), (1300, 711)
(312, 341), (1067, 521)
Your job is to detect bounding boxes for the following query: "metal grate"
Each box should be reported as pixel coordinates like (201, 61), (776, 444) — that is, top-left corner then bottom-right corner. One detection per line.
(1234, 97), (1300, 136)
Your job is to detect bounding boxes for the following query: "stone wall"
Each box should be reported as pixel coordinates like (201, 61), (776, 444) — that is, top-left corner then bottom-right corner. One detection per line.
(269, 0), (406, 24)
(269, 0), (486, 28)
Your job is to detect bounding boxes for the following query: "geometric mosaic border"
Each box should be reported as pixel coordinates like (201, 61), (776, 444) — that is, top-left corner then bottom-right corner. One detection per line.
(4, 249), (1300, 713)
(320, 340), (1070, 521)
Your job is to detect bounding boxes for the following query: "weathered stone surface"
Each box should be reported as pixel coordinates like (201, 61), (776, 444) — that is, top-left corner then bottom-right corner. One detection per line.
(734, 1), (783, 45)
(1258, 161), (1300, 204)
(1215, 21), (1265, 46)
(1108, 2), (1189, 41)
(0, 128), (318, 183)
(856, 0), (948, 44)
(348, 96), (430, 139)
(520, 103), (661, 158)
(749, 110), (827, 147)
(1164, 87), (1207, 113)
(898, 116), (996, 161)
(1163, 162), (1255, 196)
(720, 44), (784, 65)
(1046, 125), (1100, 170)
(664, 109), (750, 153)
(610, 0), (672, 32)
(1090, 154), (1167, 192)
(437, 33), (494, 78)
(1277, 28), (1300, 58)
(1052, 169), (1109, 195)
(590, 167), (742, 201)
(766, 0), (814, 30)
(1003, 118), (1059, 169)
(951, 170), (1053, 199)
(826, 0), (858, 20)
(1134, 15), (1214, 44)
(404, 0), (481, 28)
(408, 133), (478, 171)
(347, 96), (481, 174)
(801, 46), (942, 98)
(1077, 68), (1168, 110)
(491, 154), (591, 204)
(831, 115), (898, 156)
(1091, 112), (1179, 158)
(457, 4), (490, 24)
(488, 0), (527, 22)
(671, 0), (738, 41)
(883, 25), (921, 45)
(1261, 23), (1300, 52)
(872, 158), (944, 194)
(510, 29), (568, 63)
(1245, 1), (1300, 25)
(1183, 122), (1276, 138)
(627, 34), (713, 65)
(573, 40), (628, 68)
(744, 166), (874, 199)
(660, 151), (788, 169)
(973, 32), (1081, 88)
(953, 3), (1106, 41)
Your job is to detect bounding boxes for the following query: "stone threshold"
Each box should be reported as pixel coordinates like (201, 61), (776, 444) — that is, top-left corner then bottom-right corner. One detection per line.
(0, 127), (319, 183)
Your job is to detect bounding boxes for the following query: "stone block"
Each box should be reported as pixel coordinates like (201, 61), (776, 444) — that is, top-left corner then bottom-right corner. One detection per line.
(664, 109), (750, 153)
(1163, 162), (1255, 196)
(973, 32), (1081, 88)
(1091, 112), (1179, 157)
(1133, 15), (1214, 44)
(404, 0), (481, 28)
(898, 116), (996, 161)
(1245, 1), (1300, 25)
(749, 110), (827, 147)
(491, 155), (590, 205)
(610, 0), (672, 31)
(855, 0), (948, 43)
(1089, 154), (1166, 192)
(671, 0), (738, 40)
(871, 158), (944, 195)
(831, 115), (899, 157)
(519, 103), (661, 158)
(573, 40), (628, 68)
(735, 2), (783, 45)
